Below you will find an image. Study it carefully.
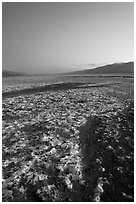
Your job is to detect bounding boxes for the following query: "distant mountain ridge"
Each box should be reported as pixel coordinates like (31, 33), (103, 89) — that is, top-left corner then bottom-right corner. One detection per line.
(66, 62), (134, 75)
(2, 62), (134, 77)
(2, 70), (28, 77)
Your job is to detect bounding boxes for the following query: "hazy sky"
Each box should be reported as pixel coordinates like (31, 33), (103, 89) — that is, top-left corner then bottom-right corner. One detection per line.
(2, 2), (134, 73)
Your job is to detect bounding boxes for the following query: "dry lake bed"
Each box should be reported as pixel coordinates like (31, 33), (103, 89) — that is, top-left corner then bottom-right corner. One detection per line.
(2, 75), (134, 202)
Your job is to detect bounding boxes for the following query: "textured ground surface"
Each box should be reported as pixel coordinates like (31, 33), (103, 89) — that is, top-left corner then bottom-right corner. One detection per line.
(2, 76), (134, 202)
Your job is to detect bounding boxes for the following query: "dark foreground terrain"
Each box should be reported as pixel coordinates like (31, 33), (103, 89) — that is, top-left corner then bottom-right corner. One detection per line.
(2, 76), (134, 202)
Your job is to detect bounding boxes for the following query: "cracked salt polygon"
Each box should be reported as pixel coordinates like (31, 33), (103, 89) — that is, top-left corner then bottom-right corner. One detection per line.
(50, 148), (57, 154)
(65, 177), (73, 189)
(42, 134), (49, 142)
(107, 145), (113, 150)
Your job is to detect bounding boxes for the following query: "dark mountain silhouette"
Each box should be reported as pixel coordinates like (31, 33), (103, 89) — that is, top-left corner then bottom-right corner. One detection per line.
(2, 70), (28, 77)
(66, 62), (134, 75)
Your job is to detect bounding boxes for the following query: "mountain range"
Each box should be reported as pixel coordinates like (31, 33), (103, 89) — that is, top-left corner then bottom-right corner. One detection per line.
(2, 62), (134, 77)
(2, 70), (28, 77)
(66, 62), (134, 75)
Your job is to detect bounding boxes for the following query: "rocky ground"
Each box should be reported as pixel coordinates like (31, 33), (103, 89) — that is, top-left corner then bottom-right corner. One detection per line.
(2, 79), (134, 202)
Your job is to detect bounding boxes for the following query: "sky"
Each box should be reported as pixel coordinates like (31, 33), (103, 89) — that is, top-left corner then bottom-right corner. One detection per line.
(2, 2), (134, 74)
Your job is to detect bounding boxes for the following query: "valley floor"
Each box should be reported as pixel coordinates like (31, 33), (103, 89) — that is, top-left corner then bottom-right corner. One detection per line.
(2, 78), (134, 201)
